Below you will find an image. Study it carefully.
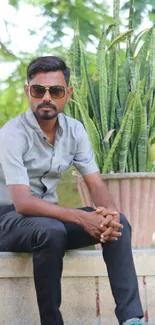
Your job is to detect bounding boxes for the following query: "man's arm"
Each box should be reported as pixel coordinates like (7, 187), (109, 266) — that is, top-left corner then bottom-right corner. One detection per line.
(9, 184), (84, 224)
(83, 171), (119, 212)
(8, 184), (122, 240)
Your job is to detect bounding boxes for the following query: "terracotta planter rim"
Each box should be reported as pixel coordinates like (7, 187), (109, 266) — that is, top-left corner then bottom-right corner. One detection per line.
(101, 172), (155, 180)
(77, 172), (155, 181)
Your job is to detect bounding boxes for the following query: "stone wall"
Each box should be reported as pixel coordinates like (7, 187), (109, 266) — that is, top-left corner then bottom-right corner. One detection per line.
(0, 250), (155, 325)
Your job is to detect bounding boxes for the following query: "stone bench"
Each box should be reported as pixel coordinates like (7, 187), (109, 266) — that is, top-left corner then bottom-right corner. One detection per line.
(0, 249), (155, 325)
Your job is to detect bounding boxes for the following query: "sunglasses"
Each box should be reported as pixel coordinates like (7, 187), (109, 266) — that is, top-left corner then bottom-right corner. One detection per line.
(29, 84), (67, 99)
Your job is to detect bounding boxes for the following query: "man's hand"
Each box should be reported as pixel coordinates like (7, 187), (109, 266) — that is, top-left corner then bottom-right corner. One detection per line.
(79, 209), (122, 241)
(96, 206), (120, 223)
(96, 206), (122, 242)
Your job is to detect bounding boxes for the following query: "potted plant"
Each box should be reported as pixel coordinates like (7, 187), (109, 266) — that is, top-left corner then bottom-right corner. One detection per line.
(66, 0), (155, 248)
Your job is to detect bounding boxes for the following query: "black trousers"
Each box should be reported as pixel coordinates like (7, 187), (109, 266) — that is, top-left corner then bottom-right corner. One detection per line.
(0, 205), (143, 325)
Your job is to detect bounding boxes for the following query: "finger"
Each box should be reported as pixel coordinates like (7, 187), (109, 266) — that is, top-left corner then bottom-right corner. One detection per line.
(113, 214), (120, 223)
(100, 215), (114, 229)
(100, 235), (118, 242)
(100, 232), (107, 243)
(96, 207), (118, 216)
(92, 233), (100, 240)
(100, 225), (107, 233)
(109, 220), (123, 229)
(102, 226), (114, 237)
(111, 230), (122, 238)
(96, 207), (104, 214)
(103, 214), (122, 227)
(100, 236), (105, 243)
(106, 236), (118, 241)
(94, 230), (103, 239)
(103, 214), (113, 226)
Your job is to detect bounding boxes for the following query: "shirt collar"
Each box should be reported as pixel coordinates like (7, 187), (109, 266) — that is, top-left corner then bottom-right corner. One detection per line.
(24, 107), (63, 137)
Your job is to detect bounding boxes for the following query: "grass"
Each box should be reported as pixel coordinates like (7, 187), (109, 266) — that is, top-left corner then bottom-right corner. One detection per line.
(57, 168), (82, 208)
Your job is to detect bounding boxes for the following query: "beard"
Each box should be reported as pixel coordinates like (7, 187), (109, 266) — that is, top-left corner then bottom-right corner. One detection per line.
(37, 111), (58, 120)
(35, 101), (58, 120)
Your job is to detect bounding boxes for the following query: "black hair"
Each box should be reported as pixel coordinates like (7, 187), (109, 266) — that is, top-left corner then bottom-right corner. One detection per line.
(27, 56), (70, 85)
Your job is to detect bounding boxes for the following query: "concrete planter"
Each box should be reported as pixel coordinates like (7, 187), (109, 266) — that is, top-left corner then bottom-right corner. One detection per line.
(77, 173), (155, 248)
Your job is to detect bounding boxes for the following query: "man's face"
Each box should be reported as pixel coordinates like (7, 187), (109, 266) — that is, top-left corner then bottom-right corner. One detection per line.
(24, 71), (73, 121)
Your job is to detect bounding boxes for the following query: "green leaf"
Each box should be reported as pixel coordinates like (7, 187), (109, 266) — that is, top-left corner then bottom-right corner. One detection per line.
(71, 98), (103, 170)
(102, 92), (135, 173)
(107, 47), (118, 130)
(79, 41), (102, 138)
(97, 30), (108, 142)
(117, 61), (128, 112)
(131, 91), (143, 171)
(119, 110), (133, 172)
(137, 101), (148, 171)
(107, 30), (134, 51)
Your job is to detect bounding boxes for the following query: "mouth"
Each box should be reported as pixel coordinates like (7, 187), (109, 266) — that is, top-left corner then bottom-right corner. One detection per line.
(40, 107), (53, 111)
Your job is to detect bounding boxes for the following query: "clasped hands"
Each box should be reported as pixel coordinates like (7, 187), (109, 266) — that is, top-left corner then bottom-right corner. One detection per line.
(96, 206), (123, 243)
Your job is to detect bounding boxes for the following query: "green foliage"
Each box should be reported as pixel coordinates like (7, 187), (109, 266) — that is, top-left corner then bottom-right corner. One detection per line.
(67, 0), (155, 173)
(0, 60), (29, 127)
(8, 0), (154, 41)
(17, 0), (111, 46)
(0, 41), (17, 62)
(121, 0), (155, 28)
(8, 0), (19, 8)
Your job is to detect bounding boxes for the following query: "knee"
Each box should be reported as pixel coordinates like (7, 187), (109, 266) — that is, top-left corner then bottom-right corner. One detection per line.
(37, 222), (67, 249)
(81, 206), (95, 212)
(120, 213), (131, 233)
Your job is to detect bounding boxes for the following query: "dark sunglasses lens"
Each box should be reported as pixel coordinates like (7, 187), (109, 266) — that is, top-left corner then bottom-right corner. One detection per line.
(49, 86), (65, 98)
(30, 85), (46, 98)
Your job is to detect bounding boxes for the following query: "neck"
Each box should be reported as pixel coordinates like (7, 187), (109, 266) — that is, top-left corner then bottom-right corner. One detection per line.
(37, 117), (58, 134)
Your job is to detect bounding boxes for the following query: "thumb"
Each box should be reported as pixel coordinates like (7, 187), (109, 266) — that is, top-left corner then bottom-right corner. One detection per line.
(96, 206), (104, 213)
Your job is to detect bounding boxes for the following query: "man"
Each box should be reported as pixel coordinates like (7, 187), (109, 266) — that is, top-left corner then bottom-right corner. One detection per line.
(0, 56), (148, 325)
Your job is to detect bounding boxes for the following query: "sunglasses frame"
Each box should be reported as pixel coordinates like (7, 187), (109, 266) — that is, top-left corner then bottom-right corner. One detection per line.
(28, 84), (68, 99)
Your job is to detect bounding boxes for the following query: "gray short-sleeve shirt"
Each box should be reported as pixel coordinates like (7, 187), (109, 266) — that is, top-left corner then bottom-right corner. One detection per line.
(0, 108), (99, 205)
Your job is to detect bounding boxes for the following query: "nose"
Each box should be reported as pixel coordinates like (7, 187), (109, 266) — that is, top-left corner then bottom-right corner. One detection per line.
(42, 89), (52, 101)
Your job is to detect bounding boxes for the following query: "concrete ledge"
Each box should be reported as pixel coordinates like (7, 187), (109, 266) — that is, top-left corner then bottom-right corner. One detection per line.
(0, 250), (155, 325)
(0, 249), (155, 277)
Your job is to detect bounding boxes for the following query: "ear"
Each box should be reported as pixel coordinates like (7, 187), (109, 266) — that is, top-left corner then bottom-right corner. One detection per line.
(24, 84), (29, 98)
(66, 87), (73, 101)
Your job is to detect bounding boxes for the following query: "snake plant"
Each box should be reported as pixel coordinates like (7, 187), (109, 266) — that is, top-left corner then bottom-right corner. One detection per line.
(66, 0), (155, 173)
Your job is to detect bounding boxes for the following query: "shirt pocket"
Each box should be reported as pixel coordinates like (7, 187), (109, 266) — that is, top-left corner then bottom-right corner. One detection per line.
(55, 151), (74, 173)
(57, 159), (73, 173)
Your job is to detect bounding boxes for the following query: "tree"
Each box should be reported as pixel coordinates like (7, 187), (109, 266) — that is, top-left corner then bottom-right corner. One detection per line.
(0, 59), (30, 127)
(121, 0), (155, 28)
(8, 0), (155, 48)
(8, 0), (112, 47)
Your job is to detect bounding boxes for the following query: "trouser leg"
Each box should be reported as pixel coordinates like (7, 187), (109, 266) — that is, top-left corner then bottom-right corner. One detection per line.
(102, 214), (144, 324)
(65, 208), (144, 324)
(0, 207), (67, 325)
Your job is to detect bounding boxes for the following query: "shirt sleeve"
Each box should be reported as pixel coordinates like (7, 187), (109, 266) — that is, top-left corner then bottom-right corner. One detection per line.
(0, 131), (30, 186)
(73, 123), (99, 175)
